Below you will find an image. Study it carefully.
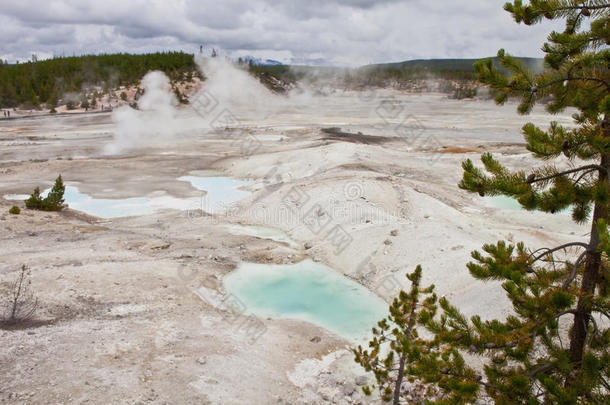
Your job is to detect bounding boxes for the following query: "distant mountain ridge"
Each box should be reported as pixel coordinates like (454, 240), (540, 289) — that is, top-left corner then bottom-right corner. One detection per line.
(238, 55), (283, 66)
(366, 57), (545, 74)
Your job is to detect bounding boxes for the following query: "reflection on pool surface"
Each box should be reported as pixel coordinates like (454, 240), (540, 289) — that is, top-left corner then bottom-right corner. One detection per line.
(224, 259), (388, 340)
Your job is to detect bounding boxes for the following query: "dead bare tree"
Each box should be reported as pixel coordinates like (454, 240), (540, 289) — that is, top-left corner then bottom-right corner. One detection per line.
(3, 265), (38, 325)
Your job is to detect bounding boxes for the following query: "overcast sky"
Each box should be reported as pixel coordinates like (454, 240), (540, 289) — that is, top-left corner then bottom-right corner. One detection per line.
(0, 0), (561, 66)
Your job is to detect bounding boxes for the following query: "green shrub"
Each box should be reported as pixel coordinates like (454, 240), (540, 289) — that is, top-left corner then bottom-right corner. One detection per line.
(43, 175), (65, 211)
(25, 175), (66, 211)
(25, 187), (44, 209)
(8, 206), (20, 215)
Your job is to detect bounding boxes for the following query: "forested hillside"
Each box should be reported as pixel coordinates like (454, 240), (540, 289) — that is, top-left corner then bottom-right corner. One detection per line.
(250, 56), (543, 96)
(0, 52), (199, 108)
(0, 53), (545, 109)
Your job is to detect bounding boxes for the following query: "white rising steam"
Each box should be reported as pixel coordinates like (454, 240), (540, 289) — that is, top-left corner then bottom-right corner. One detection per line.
(194, 55), (279, 119)
(105, 55), (326, 155)
(194, 56), (326, 124)
(104, 71), (179, 155)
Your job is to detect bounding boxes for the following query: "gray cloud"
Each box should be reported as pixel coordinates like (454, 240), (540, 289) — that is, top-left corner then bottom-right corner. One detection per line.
(0, 0), (562, 66)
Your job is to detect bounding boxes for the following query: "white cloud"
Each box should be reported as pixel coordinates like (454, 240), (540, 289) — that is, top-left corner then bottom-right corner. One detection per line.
(0, 0), (563, 65)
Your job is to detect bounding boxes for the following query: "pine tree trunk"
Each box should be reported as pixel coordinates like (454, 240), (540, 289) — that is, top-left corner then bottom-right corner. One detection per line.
(568, 119), (609, 369)
(393, 355), (406, 405)
(569, 218), (602, 365)
(393, 277), (419, 404)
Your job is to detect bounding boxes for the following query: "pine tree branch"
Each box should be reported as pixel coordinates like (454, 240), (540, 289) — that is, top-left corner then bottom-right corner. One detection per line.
(565, 70), (609, 88)
(529, 242), (590, 263)
(528, 363), (553, 379)
(524, 164), (609, 184)
(587, 312), (600, 337)
(440, 368), (496, 390)
(600, 376), (610, 392)
(550, 3), (610, 12)
(574, 168), (598, 185)
(596, 308), (610, 321)
(562, 251), (588, 289)
(454, 308), (576, 363)
(538, 76), (610, 91)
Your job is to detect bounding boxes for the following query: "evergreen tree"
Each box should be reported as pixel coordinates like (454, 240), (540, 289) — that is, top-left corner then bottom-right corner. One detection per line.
(355, 1), (610, 403)
(46, 88), (57, 111)
(25, 176), (66, 212)
(25, 187), (43, 210)
(80, 95), (90, 109)
(459, 2), (610, 399)
(30, 93), (40, 109)
(353, 267), (438, 404)
(43, 175), (65, 211)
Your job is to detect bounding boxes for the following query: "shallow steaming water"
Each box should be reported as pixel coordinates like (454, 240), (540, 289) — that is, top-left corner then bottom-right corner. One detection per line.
(178, 176), (251, 213)
(224, 259), (388, 340)
(4, 176), (251, 218)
